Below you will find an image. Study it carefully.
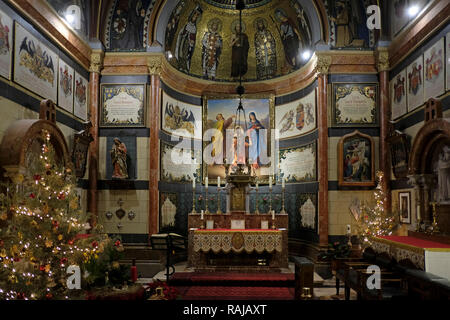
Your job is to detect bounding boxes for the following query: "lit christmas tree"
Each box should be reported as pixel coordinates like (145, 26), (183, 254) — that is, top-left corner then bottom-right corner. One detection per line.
(0, 130), (113, 300)
(355, 171), (398, 247)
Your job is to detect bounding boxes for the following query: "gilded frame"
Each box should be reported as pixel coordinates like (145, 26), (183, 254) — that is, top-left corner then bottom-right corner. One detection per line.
(202, 93), (275, 184)
(100, 83), (146, 128)
(331, 83), (379, 127)
(338, 130), (375, 187)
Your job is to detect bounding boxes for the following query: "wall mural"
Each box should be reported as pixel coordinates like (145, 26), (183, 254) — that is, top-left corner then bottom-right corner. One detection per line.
(14, 22), (58, 102)
(276, 88), (316, 140)
(161, 91), (202, 140)
(0, 9), (12, 80)
(406, 55), (424, 112)
(160, 141), (202, 183)
(74, 72), (88, 120)
(391, 69), (407, 120)
(165, 0), (315, 82)
(325, 0), (379, 49)
(58, 59), (74, 113)
(424, 37), (445, 101)
(278, 142), (316, 183)
(297, 193), (317, 233)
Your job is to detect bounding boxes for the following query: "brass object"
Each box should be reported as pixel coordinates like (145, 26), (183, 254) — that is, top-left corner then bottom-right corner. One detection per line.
(430, 202), (440, 234)
(217, 186), (223, 214)
(255, 184), (260, 214)
(280, 186), (286, 214)
(205, 186), (210, 214)
(191, 186), (196, 214)
(301, 287), (312, 300)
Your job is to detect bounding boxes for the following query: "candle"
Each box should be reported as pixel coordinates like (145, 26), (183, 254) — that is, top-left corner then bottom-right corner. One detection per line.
(269, 176), (272, 189)
(192, 178), (196, 189)
(205, 177), (208, 188)
(417, 205), (421, 220)
(217, 176), (220, 187)
(272, 210), (275, 220)
(256, 181), (259, 190)
(346, 224), (351, 235)
(201, 210), (204, 220)
(282, 177), (285, 189)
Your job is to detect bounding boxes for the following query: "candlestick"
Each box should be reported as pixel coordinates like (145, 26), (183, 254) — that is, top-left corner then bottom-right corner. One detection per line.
(217, 185), (222, 215)
(205, 177), (208, 188)
(416, 205), (421, 232)
(430, 202), (440, 234)
(191, 181), (196, 214)
(280, 182), (286, 214)
(205, 182), (210, 214)
(201, 210), (204, 220)
(269, 176), (272, 189)
(255, 181), (259, 214)
(282, 177), (285, 189)
(192, 178), (195, 189)
(217, 176), (220, 187)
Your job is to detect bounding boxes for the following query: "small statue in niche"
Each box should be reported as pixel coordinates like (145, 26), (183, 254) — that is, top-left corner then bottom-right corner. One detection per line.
(110, 138), (128, 179)
(437, 145), (450, 202)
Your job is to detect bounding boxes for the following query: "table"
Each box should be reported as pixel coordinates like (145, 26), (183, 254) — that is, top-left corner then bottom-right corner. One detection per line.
(371, 236), (450, 280)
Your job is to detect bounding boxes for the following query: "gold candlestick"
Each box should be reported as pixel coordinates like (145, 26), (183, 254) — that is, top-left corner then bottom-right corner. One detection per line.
(280, 186), (286, 214)
(430, 202), (440, 234)
(269, 186), (273, 215)
(191, 186), (196, 214)
(217, 187), (222, 214)
(205, 187), (210, 214)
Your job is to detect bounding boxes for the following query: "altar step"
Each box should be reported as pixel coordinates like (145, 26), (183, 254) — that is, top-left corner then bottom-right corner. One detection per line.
(177, 285), (295, 300)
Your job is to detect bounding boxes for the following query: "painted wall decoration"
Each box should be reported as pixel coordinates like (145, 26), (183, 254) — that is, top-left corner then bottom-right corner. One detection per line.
(100, 84), (145, 127)
(165, 0), (317, 82)
(105, 136), (136, 180)
(0, 9), (12, 80)
(14, 22), (58, 102)
(276, 89), (316, 140)
(424, 37), (445, 101)
(203, 96), (274, 183)
(279, 142), (316, 183)
(161, 91), (202, 140)
(391, 69), (407, 120)
(74, 72), (88, 120)
(325, 0), (378, 49)
(161, 142), (201, 183)
(387, 130), (410, 180)
(399, 191), (411, 224)
(338, 130), (375, 187)
(58, 59), (74, 113)
(46, 0), (89, 39)
(390, 0), (429, 38)
(407, 55), (424, 112)
(297, 193), (317, 232)
(447, 32), (450, 91)
(160, 193), (178, 232)
(332, 83), (378, 126)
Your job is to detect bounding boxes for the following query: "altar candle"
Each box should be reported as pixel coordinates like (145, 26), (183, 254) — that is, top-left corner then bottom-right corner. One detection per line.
(217, 176), (220, 187)
(272, 210), (275, 220)
(269, 176), (272, 188)
(192, 178), (195, 189)
(417, 205), (421, 220)
(201, 210), (204, 220)
(205, 177), (208, 188)
(282, 177), (285, 189)
(256, 181), (259, 190)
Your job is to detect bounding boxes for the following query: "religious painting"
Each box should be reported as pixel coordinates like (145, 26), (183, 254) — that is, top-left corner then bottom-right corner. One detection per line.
(165, 0), (186, 51)
(326, 0), (375, 49)
(160, 141), (201, 183)
(297, 194), (318, 233)
(0, 9), (12, 80)
(407, 55), (424, 112)
(203, 95), (274, 184)
(391, 69), (407, 120)
(100, 84), (146, 127)
(447, 32), (450, 91)
(273, 7), (302, 71)
(399, 191), (411, 224)
(390, 0), (410, 37)
(201, 18), (223, 80)
(71, 121), (93, 179)
(338, 130), (375, 187)
(14, 22), (58, 102)
(74, 72), (88, 120)
(160, 193), (178, 232)
(424, 37), (445, 101)
(161, 91), (202, 140)
(387, 130), (411, 179)
(332, 83), (378, 126)
(276, 89), (316, 140)
(175, 4), (203, 73)
(254, 17), (277, 80)
(105, 136), (136, 180)
(230, 19), (249, 79)
(279, 142), (316, 183)
(289, 0), (312, 49)
(58, 59), (74, 113)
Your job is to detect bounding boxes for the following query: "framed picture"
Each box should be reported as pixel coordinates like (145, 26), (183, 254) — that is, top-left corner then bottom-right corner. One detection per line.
(391, 69), (407, 120)
(407, 55), (424, 112)
(275, 89), (316, 139)
(100, 84), (146, 127)
(160, 141), (202, 183)
(202, 94), (275, 184)
(58, 59), (74, 113)
(424, 37), (445, 100)
(0, 9), (13, 80)
(387, 130), (410, 179)
(338, 130), (375, 187)
(332, 83), (378, 127)
(74, 72), (88, 120)
(446, 32), (450, 91)
(161, 91), (202, 140)
(297, 194), (318, 233)
(14, 22), (58, 102)
(279, 142), (316, 183)
(399, 192), (411, 224)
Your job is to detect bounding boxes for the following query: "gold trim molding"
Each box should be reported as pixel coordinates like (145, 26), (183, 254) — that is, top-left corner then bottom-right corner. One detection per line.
(314, 53), (332, 75)
(375, 48), (389, 73)
(90, 50), (104, 74)
(148, 55), (163, 76)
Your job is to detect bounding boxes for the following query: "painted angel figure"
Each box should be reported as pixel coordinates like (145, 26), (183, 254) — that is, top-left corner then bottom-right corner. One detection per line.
(279, 110), (295, 134)
(164, 103), (196, 135)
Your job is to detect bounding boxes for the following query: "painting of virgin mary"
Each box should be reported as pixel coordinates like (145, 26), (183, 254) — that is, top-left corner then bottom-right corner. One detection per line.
(247, 111), (267, 169)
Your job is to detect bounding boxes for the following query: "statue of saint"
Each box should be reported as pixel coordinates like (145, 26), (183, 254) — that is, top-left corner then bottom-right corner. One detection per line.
(111, 138), (128, 179)
(437, 145), (450, 202)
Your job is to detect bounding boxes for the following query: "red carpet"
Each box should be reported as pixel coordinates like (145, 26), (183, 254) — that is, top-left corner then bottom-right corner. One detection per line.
(378, 236), (450, 249)
(170, 272), (295, 300)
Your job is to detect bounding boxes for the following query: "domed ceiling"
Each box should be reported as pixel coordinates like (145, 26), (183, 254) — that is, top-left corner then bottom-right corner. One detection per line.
(164, 0), (320, 82)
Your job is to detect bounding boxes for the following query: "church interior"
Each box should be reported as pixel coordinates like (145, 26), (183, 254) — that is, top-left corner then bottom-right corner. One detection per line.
(0, 0), (450, 302)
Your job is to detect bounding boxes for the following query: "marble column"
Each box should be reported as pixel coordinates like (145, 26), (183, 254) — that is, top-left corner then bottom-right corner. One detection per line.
(148, 55), (162, 235)
(376, 48), (392, 213)
(315, 54), (331, 247)
(87, 50), (104, 227)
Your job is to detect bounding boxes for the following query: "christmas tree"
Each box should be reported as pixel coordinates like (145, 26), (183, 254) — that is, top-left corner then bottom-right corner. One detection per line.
(355, 171), (398, 247)
(0, 130), (122, 300)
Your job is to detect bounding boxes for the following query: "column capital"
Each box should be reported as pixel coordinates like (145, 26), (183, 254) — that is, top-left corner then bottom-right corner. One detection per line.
(89, 50), (104, 74)
(314, 53), (332, 75)
(147, 55), (163, 76)
(375, 47), (390, 72)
